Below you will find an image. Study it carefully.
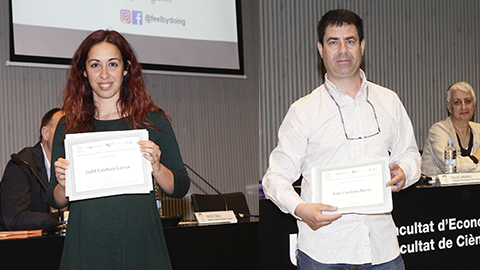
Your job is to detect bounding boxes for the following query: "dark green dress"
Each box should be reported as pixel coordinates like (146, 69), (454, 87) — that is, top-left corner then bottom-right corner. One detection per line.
(47, 112), (190, 270)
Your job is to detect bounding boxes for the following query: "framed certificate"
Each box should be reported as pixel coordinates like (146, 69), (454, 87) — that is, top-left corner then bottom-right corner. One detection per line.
(311, 157), (392, 215)
(64, 129), (153, 201)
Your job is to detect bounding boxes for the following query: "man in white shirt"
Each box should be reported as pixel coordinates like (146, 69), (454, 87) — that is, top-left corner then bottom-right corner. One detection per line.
(262, 9), (420, 269)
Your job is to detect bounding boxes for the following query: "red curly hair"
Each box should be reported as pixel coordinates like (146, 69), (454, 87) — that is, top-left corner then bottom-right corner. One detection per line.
(60, 30), (167, 133)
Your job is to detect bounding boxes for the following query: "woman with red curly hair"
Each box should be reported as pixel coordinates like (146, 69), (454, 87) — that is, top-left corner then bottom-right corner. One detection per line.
(47, 30), (190, 270)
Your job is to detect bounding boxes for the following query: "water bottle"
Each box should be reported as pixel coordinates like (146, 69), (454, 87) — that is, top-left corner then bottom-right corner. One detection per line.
(444, 140), (456, 174)
(156, 199), (163, 217)
(154, 185), (163, 217)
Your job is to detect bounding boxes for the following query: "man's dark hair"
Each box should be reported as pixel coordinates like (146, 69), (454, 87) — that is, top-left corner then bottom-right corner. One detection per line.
(39, 108), (61, 141)
(317, 9), (364, 45)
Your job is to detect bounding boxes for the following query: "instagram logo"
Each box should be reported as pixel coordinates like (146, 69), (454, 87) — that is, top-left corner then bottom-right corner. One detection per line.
(120, 9), (131, 24)
(132, 11), (143, 25)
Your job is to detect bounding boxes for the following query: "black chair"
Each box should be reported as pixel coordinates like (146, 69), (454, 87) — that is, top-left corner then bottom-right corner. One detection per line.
(191, 192), (250, 217)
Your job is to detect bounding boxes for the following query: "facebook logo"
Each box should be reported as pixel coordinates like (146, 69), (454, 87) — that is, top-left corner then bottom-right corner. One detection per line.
(132, 11), (143, 25)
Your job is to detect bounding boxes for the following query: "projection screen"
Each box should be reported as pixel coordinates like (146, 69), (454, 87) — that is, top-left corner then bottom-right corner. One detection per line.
(9, 0), (244, 78)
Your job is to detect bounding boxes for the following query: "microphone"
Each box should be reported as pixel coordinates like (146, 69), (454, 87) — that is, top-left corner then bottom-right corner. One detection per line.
(183, 163), (229, 211)
(11, 153), (48, 193)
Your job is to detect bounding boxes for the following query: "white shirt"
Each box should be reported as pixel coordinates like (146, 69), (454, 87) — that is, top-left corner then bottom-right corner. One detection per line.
(262, 70), (421, 265)
(40, 143), (51, 181)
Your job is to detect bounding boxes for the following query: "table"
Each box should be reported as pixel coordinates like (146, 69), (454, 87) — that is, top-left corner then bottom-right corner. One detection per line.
(165, 219), (258, 269)
(393, 183), (480, 269)
(259, 198), (297, 269)
(260, 183), (480, 269)
(0, 218), (258, 270)
(0, 234), (64, 270)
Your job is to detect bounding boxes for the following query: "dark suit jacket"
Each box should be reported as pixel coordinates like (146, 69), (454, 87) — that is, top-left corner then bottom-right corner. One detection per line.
(0, 142), (57, 230)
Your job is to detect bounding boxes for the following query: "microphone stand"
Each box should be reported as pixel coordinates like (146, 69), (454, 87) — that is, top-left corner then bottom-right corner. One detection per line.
(183, 163), (229, 211)
(11, 154), (48, 193)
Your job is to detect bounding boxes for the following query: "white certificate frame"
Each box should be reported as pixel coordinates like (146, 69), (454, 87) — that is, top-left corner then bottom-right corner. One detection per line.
(311, 157), (392, 215)
(64, 129), (153, 201)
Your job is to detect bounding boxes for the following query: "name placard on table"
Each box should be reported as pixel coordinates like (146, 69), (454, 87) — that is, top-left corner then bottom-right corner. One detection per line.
(311, 157), (392, 215)
(194, 210), (237, 225)
(438, 172), (480, 186)
(65, 130), (153, 201)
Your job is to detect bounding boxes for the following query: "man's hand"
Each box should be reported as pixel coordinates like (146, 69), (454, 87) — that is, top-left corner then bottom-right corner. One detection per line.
(294, 203), (341, 230)
(387, 163), (406, 192)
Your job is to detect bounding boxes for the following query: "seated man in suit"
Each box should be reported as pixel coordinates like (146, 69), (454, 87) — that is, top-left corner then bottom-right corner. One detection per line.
(0, 108), (63, 230)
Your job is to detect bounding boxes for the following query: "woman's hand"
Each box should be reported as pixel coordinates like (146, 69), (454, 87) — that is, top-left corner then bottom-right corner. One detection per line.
(138, 140), (162, 173)
(54, 158), (70, 189)
(53, 157), (70, 207)
(138, 140), (175, 194)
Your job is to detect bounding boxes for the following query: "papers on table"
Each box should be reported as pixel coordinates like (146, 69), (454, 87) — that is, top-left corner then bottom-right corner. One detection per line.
(65, 130), (153, 201)
(311, 157), (392, 215)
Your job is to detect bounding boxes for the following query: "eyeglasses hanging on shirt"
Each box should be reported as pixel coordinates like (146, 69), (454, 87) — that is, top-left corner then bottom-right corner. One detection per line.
(327, 87), (381, 140)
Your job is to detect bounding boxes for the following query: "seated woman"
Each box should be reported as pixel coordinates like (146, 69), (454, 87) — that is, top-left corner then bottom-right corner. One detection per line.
(422, 81), (480, 175)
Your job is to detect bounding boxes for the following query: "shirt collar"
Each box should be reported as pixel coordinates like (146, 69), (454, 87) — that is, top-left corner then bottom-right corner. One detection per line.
(324, 69), (369, 101)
